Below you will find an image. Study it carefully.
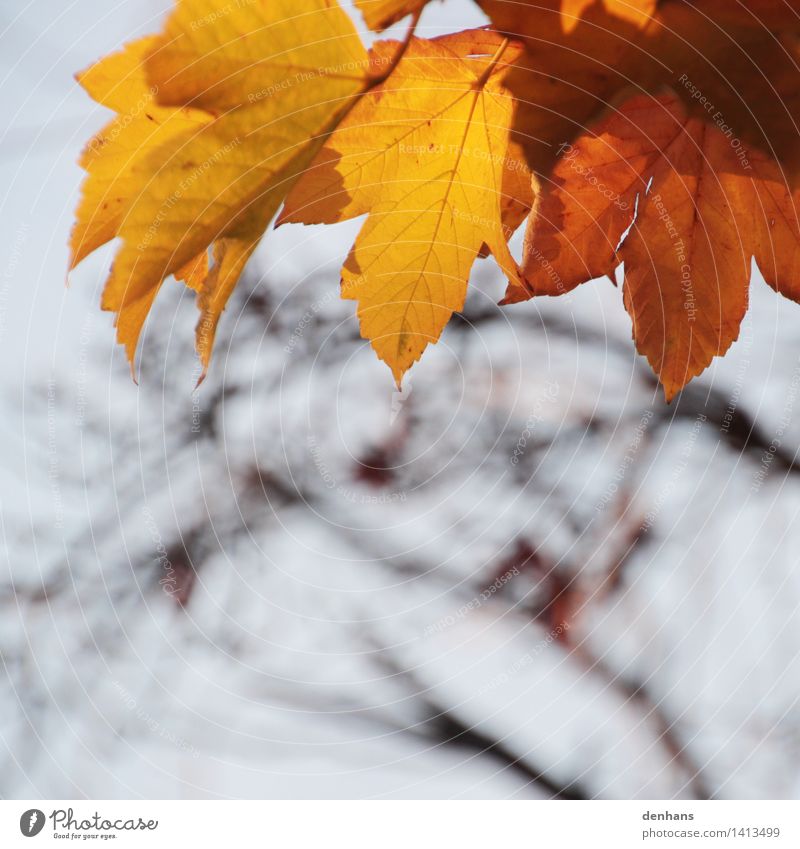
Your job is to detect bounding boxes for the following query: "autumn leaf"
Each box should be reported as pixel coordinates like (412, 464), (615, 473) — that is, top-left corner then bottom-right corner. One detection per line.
(650, 1), (800, 181)
(478, 0), (800, 182)
(355, 0), (429, 31)
(174, 250), (210, 293)
(746, 151), (800, 304)
(72, 0), (369, 374)
(280, 31), (527, 384)
(518, 94), (679, 297)
(558, 0), (656, 31)
(515, 90), (800, 400)
(477, 0), (800, 398)
(615, 99), (751, 401)
(70, 37), (210, 273)
(476, 0), (658, 177)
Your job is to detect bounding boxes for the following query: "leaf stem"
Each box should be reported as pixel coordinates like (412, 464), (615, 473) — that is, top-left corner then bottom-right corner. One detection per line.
(366, 8), (423, 89)
(314, 11), (422, 145)
(476, 37), (510, 88)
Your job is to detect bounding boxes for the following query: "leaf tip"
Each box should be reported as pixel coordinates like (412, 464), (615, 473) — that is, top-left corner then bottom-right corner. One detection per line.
(662, 383), (680, 403)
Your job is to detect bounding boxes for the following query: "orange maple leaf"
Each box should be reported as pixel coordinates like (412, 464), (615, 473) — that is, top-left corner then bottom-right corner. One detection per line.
(481, 0), (800, 398)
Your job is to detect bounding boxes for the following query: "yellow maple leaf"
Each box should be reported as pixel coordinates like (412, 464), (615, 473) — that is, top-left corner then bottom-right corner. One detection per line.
(280, 31), (527, 385)
(70, 37), (210, 272)
(72, 0), (369, 375)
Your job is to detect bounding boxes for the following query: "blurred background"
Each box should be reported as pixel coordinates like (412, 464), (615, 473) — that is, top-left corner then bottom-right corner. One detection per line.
(2, 0), (800, 800)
